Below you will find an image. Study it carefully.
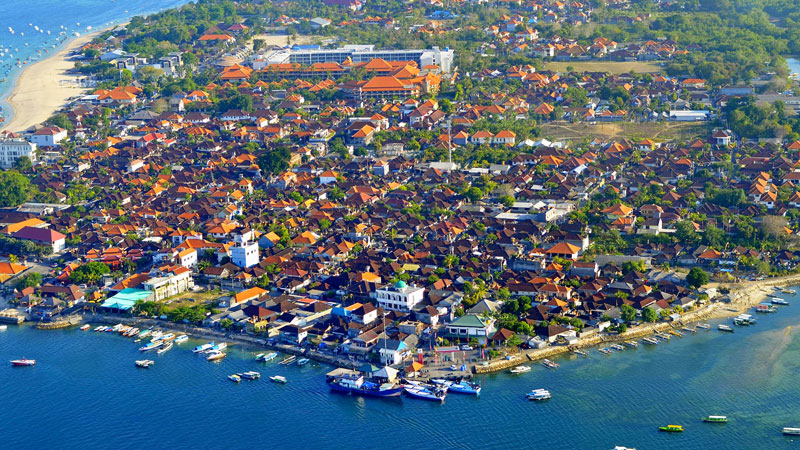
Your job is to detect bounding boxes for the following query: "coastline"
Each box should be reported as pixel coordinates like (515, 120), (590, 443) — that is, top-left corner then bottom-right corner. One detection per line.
(0, 25), (118, 133)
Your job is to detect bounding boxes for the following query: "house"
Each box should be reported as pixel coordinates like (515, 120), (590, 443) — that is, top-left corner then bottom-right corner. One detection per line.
(0, 136), (37, 169)
(310, 17), (332, 29)
(280, 324), (309, 344)
(30, 127), (67, 147)
(713, 130), (732, 146)
(142, 266), (194, 301)
(227, 286), (267, 308)
(176, 248), (197, 268)
(376, 338), (409, 365)
(375, 281), (425, 312)
(546, 242), (581, 260)
(12, 226), (66, 253)
(231, 242), (259, 268)
(445, 314), (495, 345)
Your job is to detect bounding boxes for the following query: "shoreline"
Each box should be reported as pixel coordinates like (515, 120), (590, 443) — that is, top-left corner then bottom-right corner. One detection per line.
(0, 25), (119, 133)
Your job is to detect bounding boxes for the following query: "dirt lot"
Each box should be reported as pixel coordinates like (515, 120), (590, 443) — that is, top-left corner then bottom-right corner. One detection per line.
(540, 121), (710, 142)
(250, 34), (320, 48)
(163, 290), (224, 308)
(544, 61), (662, 74)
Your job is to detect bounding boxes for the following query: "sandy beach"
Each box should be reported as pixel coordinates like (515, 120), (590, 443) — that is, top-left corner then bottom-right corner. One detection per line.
(0, 29), (106, 133)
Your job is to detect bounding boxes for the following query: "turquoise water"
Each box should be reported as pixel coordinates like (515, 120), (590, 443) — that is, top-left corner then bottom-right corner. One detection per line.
(0, 0), (193, 121)
(3, 292), (800, 449)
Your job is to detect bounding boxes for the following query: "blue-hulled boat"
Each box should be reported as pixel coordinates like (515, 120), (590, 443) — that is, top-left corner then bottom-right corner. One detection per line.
(432, 379), (481, 395)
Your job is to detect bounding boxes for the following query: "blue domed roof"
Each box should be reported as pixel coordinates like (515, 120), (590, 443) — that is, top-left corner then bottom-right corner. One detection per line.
(395, 280), (407, 289)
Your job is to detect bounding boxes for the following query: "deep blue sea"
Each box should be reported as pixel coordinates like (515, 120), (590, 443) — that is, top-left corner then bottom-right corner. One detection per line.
(3, 289), (800, 449)
(0, 0), (194, 122)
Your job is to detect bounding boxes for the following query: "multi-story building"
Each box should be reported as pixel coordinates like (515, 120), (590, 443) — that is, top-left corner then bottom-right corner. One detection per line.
(375, 281), (425, 312)
(231, 242), (259, 268)
(262, 45), (455, 73)
(0, 136), (37, 168)
(142, 266), (194, 302)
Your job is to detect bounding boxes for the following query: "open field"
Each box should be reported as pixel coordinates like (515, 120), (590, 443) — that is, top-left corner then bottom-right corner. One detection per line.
(544, 61), (662, 74)
(163, 290), (223, 308)
(540, 121), (710, 142)
(250, 34), (320, 48)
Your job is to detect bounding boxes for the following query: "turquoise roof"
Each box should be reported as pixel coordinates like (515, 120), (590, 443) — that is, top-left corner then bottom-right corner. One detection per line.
(101, 288), (152, 310)
(395, 280), (407, 289)
(448, 314), (488, 328)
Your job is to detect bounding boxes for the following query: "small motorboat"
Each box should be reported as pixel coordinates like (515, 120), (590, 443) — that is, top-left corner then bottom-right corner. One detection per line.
(771, 298), (789, 306)
(541, 358), (559, 369)
(10, 358), (35, 366)
(783, 427), (800, 435)
(254, 353), (264, 360)
(80, 324), (90, 331)
(270, 375), (287, 384)
(599, 348), (612, 355)
(135, 360), (154, 368)
(718, 324), (734, 332)
(510, 365), (531, 374)
(259, 352), (278, 362)
(206, 351), (226, 361)
(174, 335), (188, 343)
(297, 358), (310, 366)
(658, 425), (684, 432)
(157, 342), (173, 355)
(404, 385), (446, 402)
(193, 342), (214, 353)
(229, 374), (241, 383)
(0, 325), (7, 331)
(241, 371), (261, 380)
(625, 340), (639, 348)
(696, 323), (711, 329)
(526, 388), (551, 401)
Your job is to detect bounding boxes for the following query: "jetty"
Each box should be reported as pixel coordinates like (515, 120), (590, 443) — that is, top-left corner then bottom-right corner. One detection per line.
(0, 309), (25, 324)
(36, 315), (82, 330)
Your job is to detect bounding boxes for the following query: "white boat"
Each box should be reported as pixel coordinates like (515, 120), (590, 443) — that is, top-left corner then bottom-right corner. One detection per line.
(135, 360), (154, 368)
(228, 374), (241, 383)
(718, 324), (734, 332)
(783, 427), (800, 435)
(279, 355), (297, 365)
(193, 342), (214, 353)
(771, 297), (789, 306)
(207, 351), (226, 361)
(260, 352), (278, 362)
(0, 325), (7, 331)
(241, 371), (261, 380)
(157, 342), (173, 355)
(93, 326), (104, 332)
(270, 375), (287, 384)
(625, 341), (639, 348)
(541, 358), (559, 369)
(510, 365), (531, 374)
(174, 335), (188, 343)
(696, 323), (711, 329)
(781, 289), (795, 295)
(526, 388), (551, 401)
(138, 329), (152, 338)
(404, 385), (446, 402)
(10, 358), (35, 366)
(254, 353), (264, 360)
(297, 358), (310, 366)
(643, 337), (659, 345)
(159, 333), (176, 341)
(80, 324), (90, 331)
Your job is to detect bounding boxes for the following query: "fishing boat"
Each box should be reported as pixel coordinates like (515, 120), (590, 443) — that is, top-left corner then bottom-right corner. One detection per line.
(756, 304), (776, 313)
(159, 333), (176, 341)
(206, 351), (226, 361)
(174, 335), (188, 343)
(80, 324), (90, 331)
(643, 337), (659, 345)
(228, 374), (241, 383)
(510, 365), (531, 374)
(254, 353), (264, 360)
(138, 329), (152, 339)
(571, 349), (588, 357)
(526, 388), (551, 401)
(259, 352), (278, 362)
(10, 358), (35, 366)
(598, 348), (612, 355)
(658, 425), (684, 432)
(241, 371), (261, 380)
(432, 379), (481, 395)
(404, 385), (446, 402)
(771, 298), (790, 306)
(702, 415), (727, 423)
(718, 324), (734, 332)
(625, 340), (639, 348)
(656, 333), (671, 340)
(135, 360), (154, 368)
(279, 355), (297, 365)
(193, 342), (214, 353)
(139, 341), (163, 352)
(328, 373), (403, 397)
(541, 358), (559, 369)
(781, 289), (795, 295)
(297, 358), (310, 366)
(783, 427), (800, 435)
(668, 330), (683, 337)
(682, 327), (696, 333)
(270, 375), (288, 384)
(610, 344), (625, 351)
(157, 342), (173, 355)
(733, 314), (756, 326)
(696, 323), (711, 330)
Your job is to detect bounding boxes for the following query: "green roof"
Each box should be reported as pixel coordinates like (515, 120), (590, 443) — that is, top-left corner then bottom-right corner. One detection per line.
(395, 280), (407, 289)
(448, 314), (488, 328)
(101, 288), (152, 310)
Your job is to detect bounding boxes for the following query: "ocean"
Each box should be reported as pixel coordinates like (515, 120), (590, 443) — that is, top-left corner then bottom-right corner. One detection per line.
(2, 290), (800, 449)
(0, 0), (193, 123)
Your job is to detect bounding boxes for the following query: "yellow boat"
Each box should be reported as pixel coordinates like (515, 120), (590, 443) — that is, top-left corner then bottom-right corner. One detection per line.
(659, 424), (684, 432)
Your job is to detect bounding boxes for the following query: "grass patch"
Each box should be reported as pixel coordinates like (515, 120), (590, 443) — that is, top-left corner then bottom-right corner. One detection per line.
(544, 61), (662, 74)
(540, 121), (710, 143)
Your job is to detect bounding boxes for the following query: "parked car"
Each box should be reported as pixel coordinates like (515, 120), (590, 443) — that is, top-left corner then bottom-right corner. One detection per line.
(460, 345), (473, 351)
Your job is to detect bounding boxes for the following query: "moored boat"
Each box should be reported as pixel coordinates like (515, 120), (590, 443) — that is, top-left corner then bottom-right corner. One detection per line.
(625, 340), (639, 348)
(206, 351), (226, 361)
(279, 355), (297, 365)
(571, 349), (588, 356)
(542, 358), (559, 369)
(771, 298), (789, 306)
(510, 365), (531, 374)
(702, 415), (727, 423)
(270, 375), (288, 384)
(10, 358), (35, 366)
(526, 388), (551, 401)
(781, 289), (795, 295)
(160, 333), (176, 341)
(432, 379), (481, 395)
(696, 323), (711, 329)
(599, 348), (612, 355)
(157, 342), (173, 355)
(259, 352), (278, 362)
(241, 371), (261, 380)
(404, 385), (446, 402)
(610, 344), (625, 351)
(718, 324), (734, 332)
(642, 337), (659, 345)
(658, 425), (684, 432)
(193, 342), (214, 353)
(80, 324), (90, 331)
(228, 374), (241, 383)
(174, 335), (188, 343)
(139, 341), (163, 351)
(328, 373), (402, 397)
(297, 358), (310, 366)
(135, 360), (154, 368)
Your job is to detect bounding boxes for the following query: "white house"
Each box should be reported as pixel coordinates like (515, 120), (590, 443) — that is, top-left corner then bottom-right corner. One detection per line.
(376, 338), (409, 365)
(30, 127), (67, 147)
(177, 248), (197, 268)
(231, 242), (259, 268)
(375, 281), (425, 312)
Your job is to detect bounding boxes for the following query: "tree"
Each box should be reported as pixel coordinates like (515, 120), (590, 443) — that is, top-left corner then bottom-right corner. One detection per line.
(0, 171), (31, 207)
(463, 186), (483, 203)
(12, 157), (32, 173)
(686, 267), (710, 289)
(620, 304), (637, 323)
(642, 307), (658, 323)
(15, 272), (42, 289)
(220, 318), (234, 330)
(256, 146), (291, 175)
(69, 262), (111, 285)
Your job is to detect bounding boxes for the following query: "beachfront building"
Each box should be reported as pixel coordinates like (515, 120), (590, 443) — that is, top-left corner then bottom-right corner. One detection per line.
(30, 126), (67, 147)
(375, 281), (425, 312)
(0, 135), (37, 168)
(445, 314), (496, 345)
(142, 266), (194, 302)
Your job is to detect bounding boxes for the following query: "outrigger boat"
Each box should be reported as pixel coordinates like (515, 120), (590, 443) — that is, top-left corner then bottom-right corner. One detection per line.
(625, 341), (639, 348)
(642, 337), (659, 345)
(541, 358), (559, 369)
(696, 323), (711, 330)
(702, 415), (727, 423)
(193, 342), (214, 353)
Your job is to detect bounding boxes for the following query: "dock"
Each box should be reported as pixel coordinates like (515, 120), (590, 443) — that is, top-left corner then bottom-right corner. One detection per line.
(0, 309), (24, 324)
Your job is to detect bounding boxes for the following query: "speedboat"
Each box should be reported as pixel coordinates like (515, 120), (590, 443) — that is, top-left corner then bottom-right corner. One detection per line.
(783, 427), (800, 435)
(10, 358), (35, 366)
(157, 342), (173, 355)
(254, 353), (264, 360)
(174, 335), (188, 343)
(193, 342), (214, 353)
(135, 360), (154, 368)
(270, 375), (287, 384)
(510, 365), (531, 374)
(229, 374), (241, 383)
(0, 325), (7, 331)
(526, 388), (551, 401)
(241, 371), (261, 380)
(139, 341), (163, 351)
(207, 351), (226, 361)
(404, 385), (446, 402)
